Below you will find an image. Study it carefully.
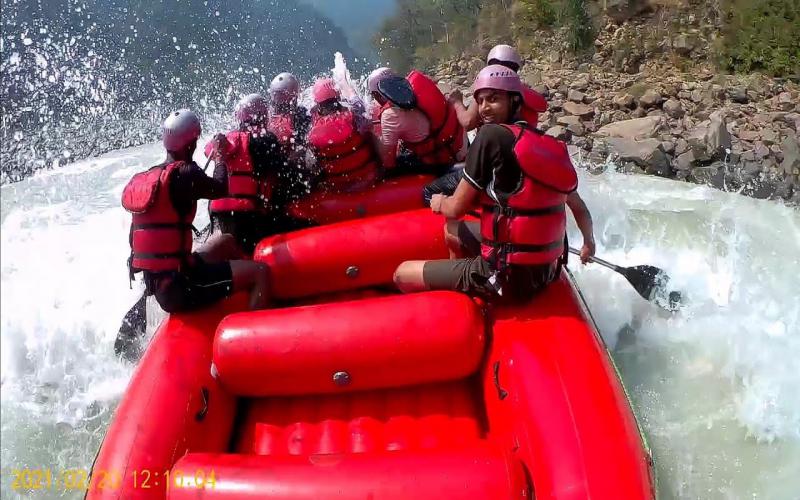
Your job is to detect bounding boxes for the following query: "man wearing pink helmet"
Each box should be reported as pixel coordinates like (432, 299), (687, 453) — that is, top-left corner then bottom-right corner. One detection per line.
(393, 67), (595, 302)
(449, 44), (548, 131)
(205, 93), (297, 253)
(121, 109), (271, 315)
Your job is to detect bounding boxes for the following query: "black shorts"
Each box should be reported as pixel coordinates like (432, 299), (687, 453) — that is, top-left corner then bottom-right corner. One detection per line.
(148, 254), (233, 313)
(422, 220), (558, 302)
(213, 212), (270, 254)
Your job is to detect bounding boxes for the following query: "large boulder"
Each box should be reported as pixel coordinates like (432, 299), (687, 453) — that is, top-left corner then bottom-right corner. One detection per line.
(557, 115), (586, 136)
(545, 125), (571, 141)
(781, 135), (800, 177)
(568, 89), (586, 103)
(639, 89), (663, 109)
(663, 98), (685, 118)
(687, 110), (732, 162)
(563, 101), (595, 118)
(674, 150), (696, 171)
(600, 137), (671, 176)
(613, 93), (636, 109)
(595, 116), (665, 140)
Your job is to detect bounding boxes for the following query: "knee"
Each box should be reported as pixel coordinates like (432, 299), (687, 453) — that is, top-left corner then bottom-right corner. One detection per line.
(392, 262), (409, 288)
(393, 261), (424, 293)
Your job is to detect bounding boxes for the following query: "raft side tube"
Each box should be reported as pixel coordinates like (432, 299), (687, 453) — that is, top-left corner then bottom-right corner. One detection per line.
(86, 296), (247, 500)
(254, 209), (448, 299)
(482, 275), (653, 500)
(213, 291), (485, 396)
(167, 446), (529, 500)
(288, 174), (434, 225)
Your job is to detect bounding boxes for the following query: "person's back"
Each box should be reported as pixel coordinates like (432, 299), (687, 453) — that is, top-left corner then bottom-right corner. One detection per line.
(208, 94), (292, 253)
(122, 109), (271, 313)
(368, 68), (466, 176)
(307, 78), (380, 193)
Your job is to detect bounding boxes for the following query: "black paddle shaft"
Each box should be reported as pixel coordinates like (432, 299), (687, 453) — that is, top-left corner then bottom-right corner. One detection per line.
(569, 247), (681, 311)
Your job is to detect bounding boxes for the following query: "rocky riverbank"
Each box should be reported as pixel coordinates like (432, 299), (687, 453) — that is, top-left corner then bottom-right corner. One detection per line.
(432, 16), (800, 204)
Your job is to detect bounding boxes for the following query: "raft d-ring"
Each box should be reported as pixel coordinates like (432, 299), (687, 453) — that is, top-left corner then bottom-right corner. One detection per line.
(345, 266), (359, 279)
(195, 387), (210, 421)
(333, 371), (351, 387)
(493, 361), (508, 400)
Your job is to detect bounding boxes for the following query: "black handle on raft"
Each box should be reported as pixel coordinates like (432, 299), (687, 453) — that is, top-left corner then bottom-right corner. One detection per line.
(195, 387), (209, 421)
(493, 361), (508, 400)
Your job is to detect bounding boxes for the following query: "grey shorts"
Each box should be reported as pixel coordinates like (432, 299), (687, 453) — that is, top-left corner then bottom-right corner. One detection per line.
(422, 220), (558, 302)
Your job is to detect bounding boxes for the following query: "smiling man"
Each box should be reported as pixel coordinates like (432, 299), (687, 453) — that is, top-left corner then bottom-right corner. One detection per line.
(393, 66), (596, 302)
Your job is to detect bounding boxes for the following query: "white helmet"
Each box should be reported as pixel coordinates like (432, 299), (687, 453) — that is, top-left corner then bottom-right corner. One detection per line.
(269, 72), (300, 104)
(161, 109), (201, 151)
(367, 67), (397, 93)
(486, 44), (523, 69)
(234, 93), (269, 125)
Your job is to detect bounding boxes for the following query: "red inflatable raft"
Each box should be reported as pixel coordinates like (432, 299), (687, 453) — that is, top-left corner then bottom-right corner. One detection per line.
(88, 209), (655, 500)
(287, 174), (434, 225)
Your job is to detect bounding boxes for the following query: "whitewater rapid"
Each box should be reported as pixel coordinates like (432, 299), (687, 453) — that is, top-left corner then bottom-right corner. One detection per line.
(1, 143), (799, 499)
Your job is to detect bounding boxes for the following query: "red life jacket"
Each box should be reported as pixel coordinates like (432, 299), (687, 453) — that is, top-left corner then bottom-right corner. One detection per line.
(268, 112), (294, 146)
(520, 86), (547, 127)
(480, 124), (578, 268)
(121, 161), (196, 274)
(206, 131), (272, 214)
(308, 108), (379, 192)
(379, 70), (464, 166)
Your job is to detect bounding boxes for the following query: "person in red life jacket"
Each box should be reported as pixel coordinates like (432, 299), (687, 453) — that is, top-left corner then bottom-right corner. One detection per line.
(306, 77), (380, 193)
(268, 72), (311, 159)
(449, 44), (548, 131)
(421, 44), (550, 206)
(121, 109), (270, 312)
(392, 67), (596, 302)
(206, 93), (298, 253)
(367, 67), (467, 178)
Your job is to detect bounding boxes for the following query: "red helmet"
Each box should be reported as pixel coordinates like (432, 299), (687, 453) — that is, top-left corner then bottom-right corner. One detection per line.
(312, 78), (339, 104)
(473, 65), (523, 97)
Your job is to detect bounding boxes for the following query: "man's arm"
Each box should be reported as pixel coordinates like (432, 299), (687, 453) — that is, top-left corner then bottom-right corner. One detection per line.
(431, 178), (480, 219)
(448, 89), (481, 132)
(378, 109), (402, 169)
(566, 191), (596, 263)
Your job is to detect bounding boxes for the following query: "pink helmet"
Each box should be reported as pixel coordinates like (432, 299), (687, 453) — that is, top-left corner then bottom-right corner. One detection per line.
(473, 65), (523, 96)
(161, 109), (201, 151)
(367, 67), (396, 93)
(312, 78), (340, 104)
(486, 44), (523, 68)
(269, 72), (299, 104)
(234, 93), (269, 125)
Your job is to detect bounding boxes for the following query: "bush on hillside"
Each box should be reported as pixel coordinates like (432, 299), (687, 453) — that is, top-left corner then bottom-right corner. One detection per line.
(718, 0), (800, 77)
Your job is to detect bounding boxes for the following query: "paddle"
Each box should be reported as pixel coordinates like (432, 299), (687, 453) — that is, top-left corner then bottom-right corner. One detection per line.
(569, 247), (682, 311)
(115, 155), (216, 361)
